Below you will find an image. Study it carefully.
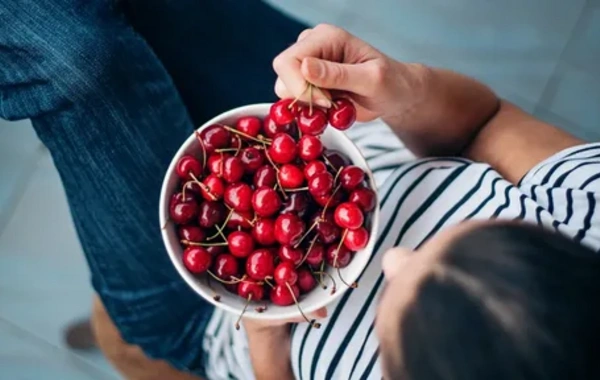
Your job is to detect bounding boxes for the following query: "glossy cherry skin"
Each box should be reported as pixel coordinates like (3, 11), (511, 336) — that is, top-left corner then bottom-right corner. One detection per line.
(176, 155), (202, 180)
(323, 149), (351, 171)
(305, 242), (325, 267)
(252, 186), (282, 217)
(169, 193), (198, 224)
(280, 192), (309, 218)
(240, 147), (264, 174)
(253, 165), (277, 188)
(182, 181), (203, 198)
(222, 156), (244, 183)
(200, 124), (231, 154)
(252, 218), (276, 246)
(344, 227), (369, 251)
(201, 174), (225, 201)
(328, 98), (357, 130)
(298, 135), (323, 161)
(270, 99), (296, 126)
(274, 214), (306, 246)
(274, 262), (299, 285)
(297, 268), (317, 293)
(308, 172), (334, 198)
(303, 160), (328, 180)
(312, 212), (341, 244)
(182, 247), (212, 274)
(227, 230), (255, 258)
(198, 201), (226, 228)
(340, 165), (365, 190)
(270, 283), (300, 306)
(278, 245), (303, 266)
(263, 115), (279, 138)
(297, 107), (328, 136)
(325, 244), (352, 268)
(230, 135), (242, 151)
(349, 186), (376, 212)
(205, 245), (225, 256)
(313, 189), (344, 208)
(207, 153), (229, 177)
(278, 164), (305, 189)
(226, 210), (254, 230)
(268, 133), (297, 164)
(178, 225), (206, 243)
(237, 280), (265, 300)
(235, 116), (262, 137)
(224, 183), (253, 212)
(334, 202), (364, 230)
(213, 254), (239, 280)
(246, 249), (276, 281)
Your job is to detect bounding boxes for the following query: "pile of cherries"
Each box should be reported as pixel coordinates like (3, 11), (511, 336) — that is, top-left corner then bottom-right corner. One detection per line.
(168, 96), (376, 328)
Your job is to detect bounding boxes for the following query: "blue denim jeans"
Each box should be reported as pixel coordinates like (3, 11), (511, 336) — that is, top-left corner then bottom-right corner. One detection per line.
(0, 0), (305, 375)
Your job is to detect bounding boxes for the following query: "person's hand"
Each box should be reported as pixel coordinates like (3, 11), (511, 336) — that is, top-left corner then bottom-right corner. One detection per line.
(243, 307), (328, 333)
(272, 24), (428, 124)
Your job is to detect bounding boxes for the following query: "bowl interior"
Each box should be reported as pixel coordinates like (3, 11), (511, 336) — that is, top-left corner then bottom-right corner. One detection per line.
(159, 103), (379, 320)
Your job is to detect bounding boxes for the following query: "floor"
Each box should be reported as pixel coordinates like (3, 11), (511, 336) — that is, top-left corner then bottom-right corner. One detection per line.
(0, 1), (598, 379)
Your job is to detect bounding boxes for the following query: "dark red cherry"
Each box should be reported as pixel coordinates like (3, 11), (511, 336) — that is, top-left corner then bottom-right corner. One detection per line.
(297, 107), (328, 136)
(176, 155), (202, 180)
(313, 189), (344, 208)
(182, 247), (212, 274)
(208, 153), (229, 177)
(344, 227), (369, 251)
(235, 116), (262, 137)
(328, 98), (356, 130)
(226, 210), (254, 230)
(314, 213), (341, 244)
(252, 218), (276, 246)
(349, 186), (376, 212)
(263, 115), (279, 138)
(274, 262), (298, 285)
(238, 280), (265, 300)
(334, 202), (364, 230)
(298, 135), (323, 161)
(297, 268), (317, 293)
(178, 225), (206, 243)
(270, 283), (300, 306)
(213, 254), (239, 280)
(340, 166), (365, 190)
(304, 160), (328, 180)
(205, 245), (225, 256)
(169, 193), (198, 224)
(182, 181), (203, 197)
(278, 164), (305, 189)
(278, 245), (303, 266)
(200, 124), (231, 154)
(270, 99), (296, 126)
(224, 183), (253, 212)
(280, 192), (309, 218)
(325, 244), (352, 268)
(228, 231), (255, 258)
(252, 186), (282, 217)
(246, 249), (275, 281)
(198, 201), (226, 228)
(306, 243), (326, 268)
(201, 174), (225, 201)
(253, 165), (277, 188)
(323, 149), (351, 171)
(240, 147), (264, 174)
(268, 133), (297, 164)
(274, 214), (306, 246)
(308, 172), (334, 198)
(222, 156), (244, 183)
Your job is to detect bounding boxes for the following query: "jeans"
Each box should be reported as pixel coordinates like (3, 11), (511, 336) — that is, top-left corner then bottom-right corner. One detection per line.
(0, 0), (305, 375)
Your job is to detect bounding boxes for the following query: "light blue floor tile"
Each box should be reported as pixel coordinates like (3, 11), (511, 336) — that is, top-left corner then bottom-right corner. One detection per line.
(564, 2), (600, 75)
(264, 0), (348, 26)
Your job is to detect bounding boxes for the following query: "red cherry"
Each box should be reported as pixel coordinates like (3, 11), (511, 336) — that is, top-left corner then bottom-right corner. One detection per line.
(270, 99), (296, 126)
(230, 135), (242, 151)
(228, 231), (255, 258)
(176, 155), (202, 180)
(325, 244), (352, 268)
(334, 202), (364, 230)
(182, 247), (212, 274)
(252, 218), (276, 246)
(297, 268), (317, 293)
(305, 242), (325, 267)
(252, 186), (282, 217)
(313, 190), (344, 208)
(213, 254), (239, 280)
(222, 156), (244, 183)
(226, 210), (254, 230)
(207, 153), (229, 177)
(281, 192), (310, 218)
(201, 174), (225, 201)
(344, 227), (369, 251)
(278, 245), (303, 266)
(274, 262), (298, 285)
(274, 214), (306, 246)
(238, 280), (265, 300)
(169, 193), (198, 224)
(206, 245), (225, 256)
(304, 160), (328, 180)
(297, 107), (327, 136)
(270, 283), (300, 306)
(200, 124), (231, 154)
(349, 186), (376, 212)
(328, 98), (356, 130)
(268, 133), (297, 164)
(313, 212), (341, 244)
(308, 172), (334, 197)
(235, 116), (262, 137)
(224, 183), (253, 212)
(253, 165), (277, 188)
(278, 164), (305, 189)
(198, 201), (226, 228)
(240, 147), (264, 174)
(323, 149), (351, 171)
(263, 115), (279, 138)
(297, 135), (324, 161)
(182, 181), (203, 197)
(178, 225), (206, 243)
(340, 166), (365, 190)
(246, 249), (275, 281)
(225, 283), (239, 294)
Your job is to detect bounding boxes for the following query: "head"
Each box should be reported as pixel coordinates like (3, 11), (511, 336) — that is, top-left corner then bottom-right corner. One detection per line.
(376, 221), (600, 380)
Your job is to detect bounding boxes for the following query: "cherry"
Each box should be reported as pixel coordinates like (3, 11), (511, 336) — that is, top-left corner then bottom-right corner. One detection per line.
(176, 155), (202, 180)
(225, 283), (239, 294)
(227, 210), (254, 230)
(340, 166), (365, 190)
(328, 98), (357, 130)
(200, 124), (231, 154)
(297, 268), (317, 293)
(298, 135), (323, 161)
(224, 183), (253, 212)
(270, 283), (300, 306)
(323, 149), (351, 171)
(238, 280), (265, 300)
(240, 147), (264, 174)
(246, 249), (275, 280)
(252, 218), (276, 246)
(275, 214), (306, 246)
(297, 107), (327, 136)
(207, 153), (229, 177)
(313, 212), (341, 244)
(344, 227), (369, 251)
(252, 186), (282, 217)
(334, 202), (364, 230)
(278, 245), (304, 266)
(253, 165), (277, 188)
(222, 156), (244, 183)
(349, 186), (376, 212)
(268, 133), (297, 164)
(182, 247), (212, 274)
(228, 230), (255, 258)
(230, 135), (242, 151)
(308, 172), (334, 197)
(182, 181), (203, 197)
(213, 253), (239, 280)
(235, 116), (262, 137)
(313, 189), (344, 208)
(178, 225), (206, 243)
(206, 245), (225, 256)
(325, 244), (352, 268)
(198, 201), (226, 228)
(274, 262), (298, 285)
(304, 160), (328, 180)
(278, 164), (305, 189)
(263, 115), (279, 138)
(281, 192), (309, 218)
(305, 242), (325, 267)
(201, 174), (225, 201)
(169, 193), (198, 224)
(270, 99), (296, 126)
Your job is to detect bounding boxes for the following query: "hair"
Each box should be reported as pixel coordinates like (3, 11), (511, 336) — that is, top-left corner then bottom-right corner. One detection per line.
(384, 223), (600, 380)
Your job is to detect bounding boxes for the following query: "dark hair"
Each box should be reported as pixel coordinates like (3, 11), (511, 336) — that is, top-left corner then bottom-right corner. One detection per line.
(386, 223), (600, 380)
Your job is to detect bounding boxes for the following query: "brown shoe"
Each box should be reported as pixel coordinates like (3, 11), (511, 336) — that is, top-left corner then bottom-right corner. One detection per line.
(64, 318), (97, 350)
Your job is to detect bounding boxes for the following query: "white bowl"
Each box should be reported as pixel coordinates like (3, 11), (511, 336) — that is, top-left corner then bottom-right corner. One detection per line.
(159, 103), (379, 320)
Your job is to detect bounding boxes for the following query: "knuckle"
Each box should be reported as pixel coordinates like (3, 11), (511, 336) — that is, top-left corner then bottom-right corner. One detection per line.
(369, 60), (389, 86)
(272, 54), (285, 73)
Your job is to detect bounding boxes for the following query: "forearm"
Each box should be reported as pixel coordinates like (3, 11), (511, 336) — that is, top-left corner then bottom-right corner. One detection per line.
(245, 324), (295, 380)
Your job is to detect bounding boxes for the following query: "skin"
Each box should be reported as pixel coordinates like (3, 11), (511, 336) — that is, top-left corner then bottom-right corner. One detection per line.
(245, 24), (583, 380)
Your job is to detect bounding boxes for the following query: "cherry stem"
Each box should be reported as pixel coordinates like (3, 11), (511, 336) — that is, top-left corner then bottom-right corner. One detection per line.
(205, 276), (221, 302)
(322, 155), (336, 171)
(285, 187), (309, 193)
(224, 204), (255, 227)
(262, 142), (288, 200)
(313, 86), (335, 109)
(206, 271), (247, 285)
(319, 261), (326, 289)
(321, 184), (342, 219)
(309, 84), (314, 116)
(312, 271), (337, 295)
(207, 209), (233, 241)
(215, 148), (240, 153)
(333, 166), (343, 184)
(181, 240), (228, 247)
(338, 266), (358, 289)
(288, 83), (311, 109)
(188, 173), (219, 201)
(333, 229), (349, 268)
(223, 125), (272, 145)
(194, 131), (207, 170)
(263, 276), (275, 289)
(294, 220), (320, 250)
(285, 282), (321, 329)
(235, 294), (253, 330)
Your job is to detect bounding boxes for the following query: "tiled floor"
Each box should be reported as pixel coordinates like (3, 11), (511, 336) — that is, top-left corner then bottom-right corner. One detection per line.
(1, 1), (599, 379)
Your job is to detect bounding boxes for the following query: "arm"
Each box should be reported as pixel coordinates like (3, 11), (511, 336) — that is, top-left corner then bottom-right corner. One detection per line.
(245, 323), (295, 380)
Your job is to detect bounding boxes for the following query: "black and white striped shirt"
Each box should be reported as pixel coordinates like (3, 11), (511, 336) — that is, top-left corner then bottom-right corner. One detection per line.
(202, 121), (600, 380)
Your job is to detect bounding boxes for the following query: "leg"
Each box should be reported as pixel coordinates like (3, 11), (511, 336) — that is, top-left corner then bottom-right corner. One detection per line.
(1, 1), (211, 376)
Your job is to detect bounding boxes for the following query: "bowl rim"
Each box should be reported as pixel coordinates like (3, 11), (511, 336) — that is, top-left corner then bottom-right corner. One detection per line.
(159, 103), (380, 320)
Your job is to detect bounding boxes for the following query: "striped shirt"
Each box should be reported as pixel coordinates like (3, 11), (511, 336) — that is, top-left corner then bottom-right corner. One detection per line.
(202, 121), (600, 380)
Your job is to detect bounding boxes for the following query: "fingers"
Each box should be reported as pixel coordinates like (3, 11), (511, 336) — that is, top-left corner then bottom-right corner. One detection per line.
(300, 58), (374, 94)
(287, 307), (328, 324)
(297, 28), (312, 42)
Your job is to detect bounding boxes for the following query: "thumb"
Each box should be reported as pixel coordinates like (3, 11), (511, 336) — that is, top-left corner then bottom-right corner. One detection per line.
(301, 57), (367, 94)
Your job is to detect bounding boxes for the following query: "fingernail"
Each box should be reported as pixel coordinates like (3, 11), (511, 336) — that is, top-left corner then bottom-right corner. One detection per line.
(315, 98), (332, 108)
